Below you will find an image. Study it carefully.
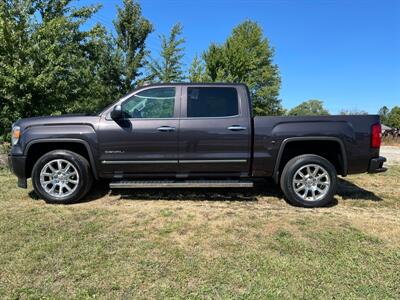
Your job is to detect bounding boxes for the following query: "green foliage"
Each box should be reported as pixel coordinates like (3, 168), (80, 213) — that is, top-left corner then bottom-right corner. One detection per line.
(114, 0), (153, 93)
(0, 141), (10, 154)
(203, 21), (283, 116)
(188, 54), (207, 83)
(0, 0), (153, 136)
(0, 0), (114, 134)
(379, 106), (390, 124)
(288, 100), (330, 116)
(2, 0), (394, 137)
(203, 43), (225, 81)
(386, 106), (400, 128)
(147, 23), (185, 83)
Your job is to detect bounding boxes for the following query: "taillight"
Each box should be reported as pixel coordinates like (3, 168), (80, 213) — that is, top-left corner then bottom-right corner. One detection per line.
(371, 123), (381, 149)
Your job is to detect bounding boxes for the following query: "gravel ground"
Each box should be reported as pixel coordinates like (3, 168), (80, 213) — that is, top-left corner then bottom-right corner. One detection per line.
(381, 146), (400, 165)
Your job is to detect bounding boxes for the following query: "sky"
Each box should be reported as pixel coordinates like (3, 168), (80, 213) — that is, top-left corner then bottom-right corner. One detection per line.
(80, 0), (400, 114)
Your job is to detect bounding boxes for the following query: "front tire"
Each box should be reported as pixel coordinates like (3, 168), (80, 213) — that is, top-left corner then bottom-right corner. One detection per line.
(280, 154), (337, 207)
(32, 150), (93, 204)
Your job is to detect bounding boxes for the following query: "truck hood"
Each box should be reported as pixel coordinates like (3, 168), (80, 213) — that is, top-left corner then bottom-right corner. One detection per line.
(14, 114), (101, 130)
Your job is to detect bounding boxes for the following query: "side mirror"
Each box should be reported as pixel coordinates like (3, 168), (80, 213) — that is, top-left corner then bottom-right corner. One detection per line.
(110, 105), (123, 120)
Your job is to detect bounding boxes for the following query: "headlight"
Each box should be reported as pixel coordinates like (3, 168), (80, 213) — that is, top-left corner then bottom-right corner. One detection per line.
(11, 126), (21, 146)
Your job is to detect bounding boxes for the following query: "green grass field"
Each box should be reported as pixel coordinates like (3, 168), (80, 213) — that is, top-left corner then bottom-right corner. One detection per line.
(0, 166), (399, 299)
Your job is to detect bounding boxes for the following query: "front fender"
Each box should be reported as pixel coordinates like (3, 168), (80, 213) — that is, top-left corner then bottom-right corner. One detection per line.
(18, 125), (99, 179)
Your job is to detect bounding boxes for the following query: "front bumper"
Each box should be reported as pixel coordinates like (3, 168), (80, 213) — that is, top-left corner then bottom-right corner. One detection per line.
(8, 155), (27, 188)
(368, 156), (387, 173)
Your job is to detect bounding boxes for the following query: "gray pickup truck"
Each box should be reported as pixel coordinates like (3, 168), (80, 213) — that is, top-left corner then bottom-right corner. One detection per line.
(8, 83), (386, 207)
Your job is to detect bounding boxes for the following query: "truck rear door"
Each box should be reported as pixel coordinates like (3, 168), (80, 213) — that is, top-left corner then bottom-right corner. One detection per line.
(178, 85), (251, 176)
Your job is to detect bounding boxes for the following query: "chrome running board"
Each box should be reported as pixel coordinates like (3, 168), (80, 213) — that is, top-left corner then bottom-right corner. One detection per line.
(109, 179), (254, 189)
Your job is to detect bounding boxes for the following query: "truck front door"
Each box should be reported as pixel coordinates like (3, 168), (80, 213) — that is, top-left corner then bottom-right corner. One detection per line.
(98, 86), (180, 177)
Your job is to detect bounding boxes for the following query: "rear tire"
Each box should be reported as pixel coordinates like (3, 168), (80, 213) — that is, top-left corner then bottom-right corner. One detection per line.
(32, 150), (93, 204)
(280, 154), (337, 207)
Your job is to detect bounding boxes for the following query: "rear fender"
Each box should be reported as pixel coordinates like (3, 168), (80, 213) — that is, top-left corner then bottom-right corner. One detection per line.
(272, 136), (348, 183)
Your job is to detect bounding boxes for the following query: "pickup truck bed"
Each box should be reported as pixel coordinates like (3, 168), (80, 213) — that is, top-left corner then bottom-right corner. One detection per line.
(253, 114), (382, 178)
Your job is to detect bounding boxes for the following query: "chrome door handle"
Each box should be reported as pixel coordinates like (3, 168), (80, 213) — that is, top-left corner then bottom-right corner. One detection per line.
(227, 125), (247, 131)
(157, 126), (176, 132)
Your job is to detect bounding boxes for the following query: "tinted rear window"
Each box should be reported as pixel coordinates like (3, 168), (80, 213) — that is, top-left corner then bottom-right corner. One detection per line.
(187, 87), (239, 118)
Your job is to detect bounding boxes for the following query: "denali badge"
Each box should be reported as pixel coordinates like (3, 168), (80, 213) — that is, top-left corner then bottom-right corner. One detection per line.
(104, 150), (125, 154)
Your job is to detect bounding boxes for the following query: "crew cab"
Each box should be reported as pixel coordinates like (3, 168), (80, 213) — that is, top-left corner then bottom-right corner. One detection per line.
(8, 83), (387, 207)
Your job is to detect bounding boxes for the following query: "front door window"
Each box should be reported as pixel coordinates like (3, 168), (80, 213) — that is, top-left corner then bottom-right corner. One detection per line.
(122, 87), (176, 119)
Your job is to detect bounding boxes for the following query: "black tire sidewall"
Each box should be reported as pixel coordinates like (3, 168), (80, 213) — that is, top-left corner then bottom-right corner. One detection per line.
(32, 150), (92, 204)
(280, 155), (337, 207)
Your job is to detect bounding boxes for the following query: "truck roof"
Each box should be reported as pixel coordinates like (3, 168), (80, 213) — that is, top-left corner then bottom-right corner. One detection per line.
(139, 82), (247, 87)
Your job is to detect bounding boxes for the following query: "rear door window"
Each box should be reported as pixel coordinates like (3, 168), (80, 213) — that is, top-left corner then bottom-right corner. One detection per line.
(187, 87), (239, 118)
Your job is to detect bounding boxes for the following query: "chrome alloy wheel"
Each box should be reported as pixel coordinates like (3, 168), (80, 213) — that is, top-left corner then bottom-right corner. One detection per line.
(39, 159), (80, 198)
(292, 164), (330, 201)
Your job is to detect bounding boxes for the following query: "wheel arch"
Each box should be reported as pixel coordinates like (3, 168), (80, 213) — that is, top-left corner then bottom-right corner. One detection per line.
(273, 137), (347, 183)
(24, 138), (98, 180)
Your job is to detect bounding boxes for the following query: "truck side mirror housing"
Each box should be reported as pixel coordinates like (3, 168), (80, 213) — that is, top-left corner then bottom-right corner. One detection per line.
(111, 105), (123, 120)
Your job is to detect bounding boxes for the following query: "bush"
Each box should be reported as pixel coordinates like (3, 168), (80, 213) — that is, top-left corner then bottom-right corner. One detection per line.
(0, 142), (10, 154)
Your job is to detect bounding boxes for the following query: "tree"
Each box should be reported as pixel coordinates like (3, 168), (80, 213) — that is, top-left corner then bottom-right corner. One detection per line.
(378, 106), (390, 124)
(147, 23), (185, 83)
(0, 0), (156, 137)
(114, 0), (153, 93)
(288, 100), (330, 116)
(203, 43), (225, 81)
(188, 54), (207, 82)
(0, 0), (117, 137)
(387, 106), (400, 128)
(203, 20), (283, 115)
